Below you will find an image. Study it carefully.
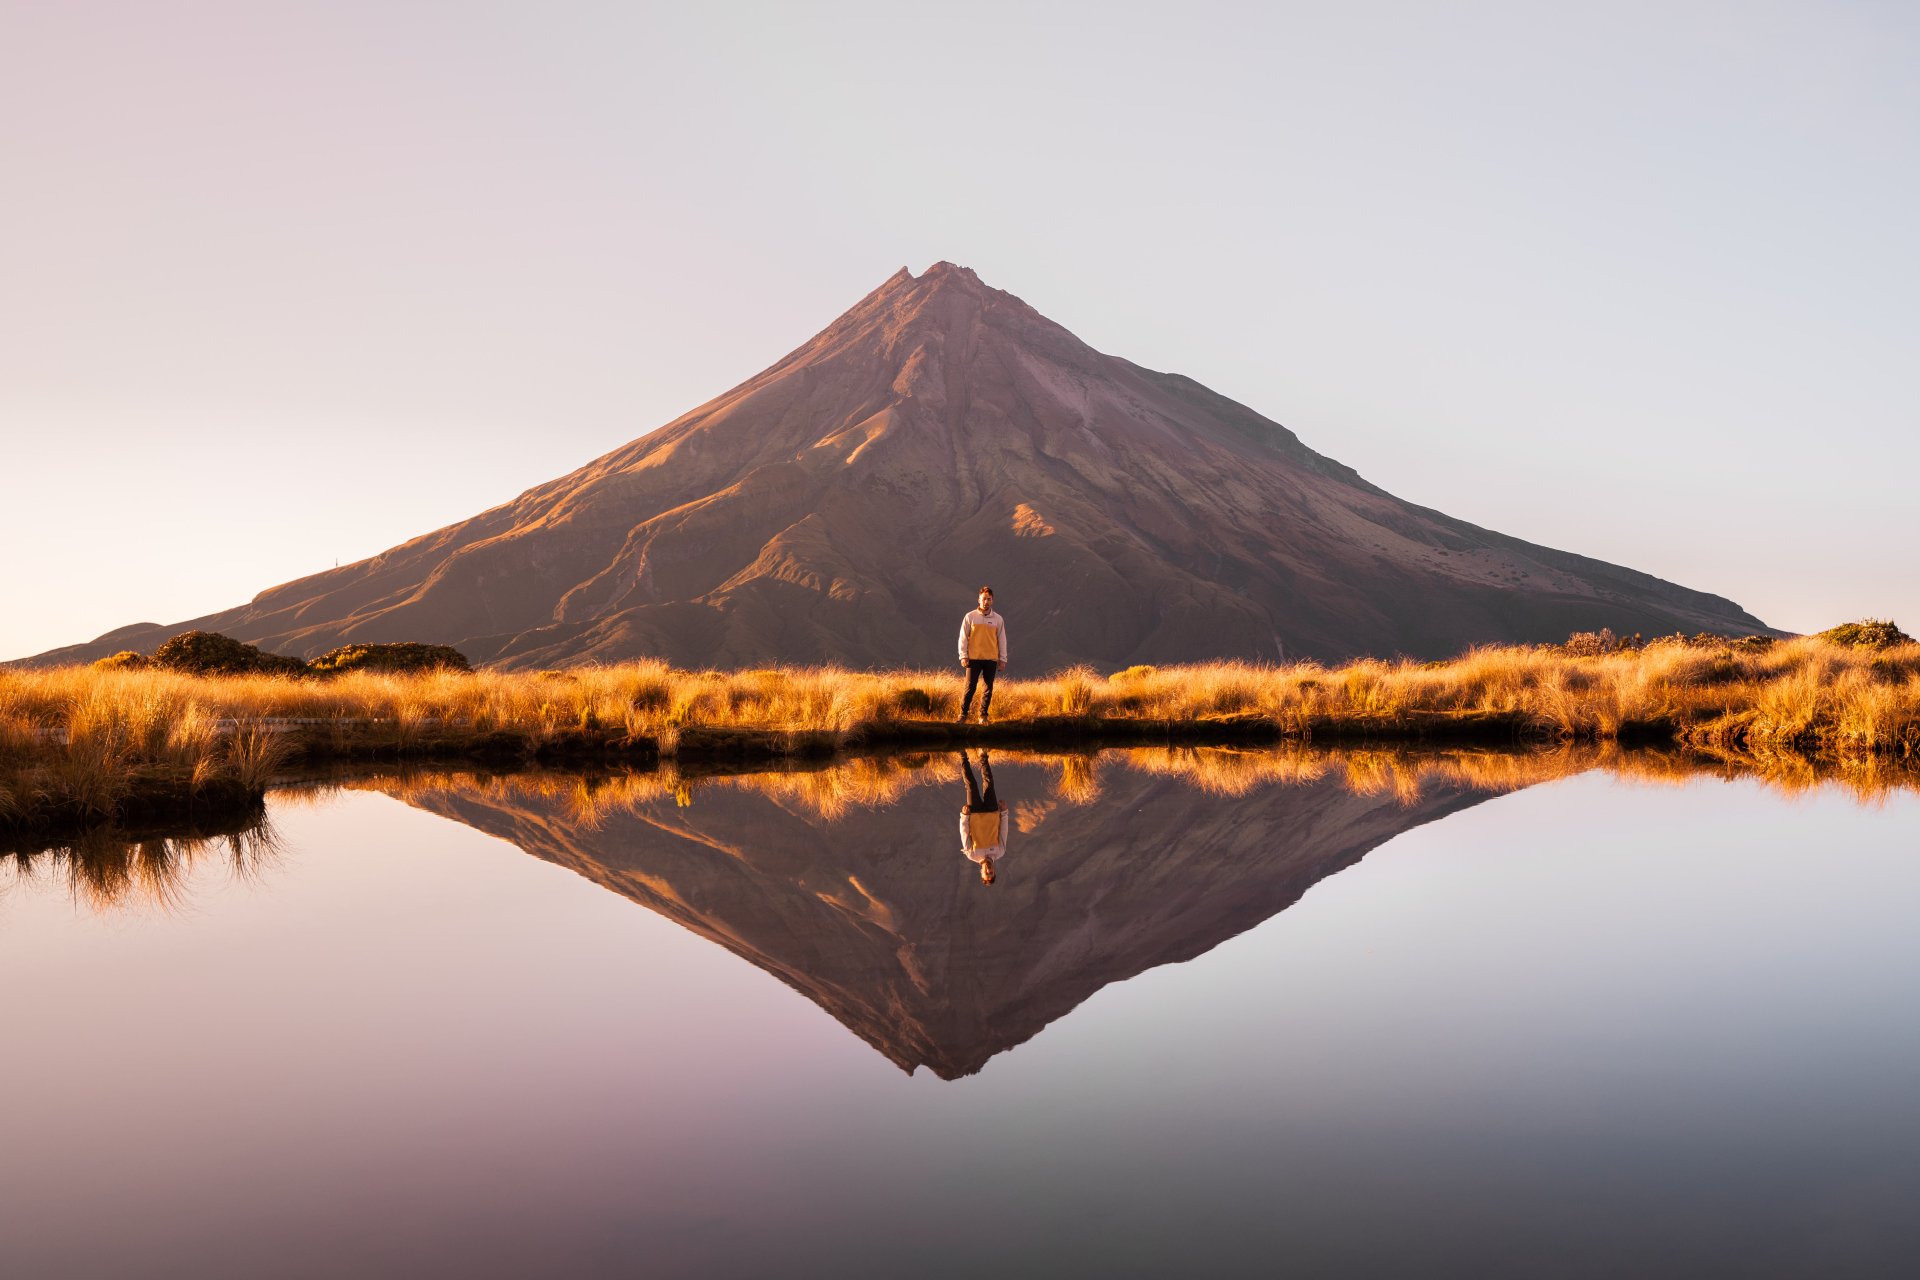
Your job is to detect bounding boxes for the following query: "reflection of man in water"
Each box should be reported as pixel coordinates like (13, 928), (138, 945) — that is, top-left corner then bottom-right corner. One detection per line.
(958, 749), (1008, 885)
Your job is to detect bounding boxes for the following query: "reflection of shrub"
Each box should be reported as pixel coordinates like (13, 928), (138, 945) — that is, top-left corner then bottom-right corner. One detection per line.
(310, 642), (471, 676)
(152, 631), (306, 676)
(892, 687), (934, 715)
(92, 651), (150, 671)
(1818, 619), (1912, 648)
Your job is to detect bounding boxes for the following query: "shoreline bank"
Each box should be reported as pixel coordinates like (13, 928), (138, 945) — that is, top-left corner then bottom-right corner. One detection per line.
(5, 637), (1916, 839)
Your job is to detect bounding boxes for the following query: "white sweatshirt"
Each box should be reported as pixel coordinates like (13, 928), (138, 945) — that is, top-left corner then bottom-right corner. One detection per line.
(957, 609), (1009, 664)
(959, 807), (1008, 863)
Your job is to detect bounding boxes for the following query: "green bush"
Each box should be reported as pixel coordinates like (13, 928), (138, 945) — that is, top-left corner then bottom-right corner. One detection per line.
(151, 631), (308, 676)
(1817, 619), (1912, 648)
(892, 687), (934, 715)
(309, 642), (472, 676)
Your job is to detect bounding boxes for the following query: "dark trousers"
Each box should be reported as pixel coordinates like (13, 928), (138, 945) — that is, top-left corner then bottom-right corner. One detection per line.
(962, 754), (998, 811)
(961, 659), (998, 717)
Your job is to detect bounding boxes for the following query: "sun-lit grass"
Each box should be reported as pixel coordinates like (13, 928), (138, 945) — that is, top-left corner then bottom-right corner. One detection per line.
(6, 636), (1919, 834)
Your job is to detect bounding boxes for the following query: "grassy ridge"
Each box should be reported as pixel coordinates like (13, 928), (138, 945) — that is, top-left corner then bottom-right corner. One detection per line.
(4, 634), (1918, 835)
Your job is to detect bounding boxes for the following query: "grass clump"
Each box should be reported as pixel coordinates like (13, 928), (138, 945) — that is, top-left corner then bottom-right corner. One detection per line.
(891, 687), (935, 716)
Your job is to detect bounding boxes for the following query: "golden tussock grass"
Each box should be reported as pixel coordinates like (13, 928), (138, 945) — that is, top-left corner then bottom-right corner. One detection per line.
(6, 638), (1919, 834)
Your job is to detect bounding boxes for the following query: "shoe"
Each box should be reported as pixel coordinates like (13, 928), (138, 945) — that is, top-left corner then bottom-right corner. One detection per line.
(979, 711), (991, 724)
(956, 711), (969, 723)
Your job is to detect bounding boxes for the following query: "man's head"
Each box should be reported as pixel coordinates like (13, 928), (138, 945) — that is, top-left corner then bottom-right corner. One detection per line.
(979, 857), (996, 885)
(977, 586), (994, 613)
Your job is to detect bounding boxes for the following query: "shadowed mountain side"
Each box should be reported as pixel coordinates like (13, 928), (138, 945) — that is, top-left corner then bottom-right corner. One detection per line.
(386, 759), (1496, 1079)
(23, 261), (1772, 670)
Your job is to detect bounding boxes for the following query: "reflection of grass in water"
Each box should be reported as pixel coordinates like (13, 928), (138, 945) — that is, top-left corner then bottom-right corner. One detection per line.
(331, 741), (1920, 830)
(1052, 754), (1103, 805)
(3, 818), (284, 915)
(9, 743), (1864, 912)
(20, 737), (1908, 910)
(348, 755), (940, 825)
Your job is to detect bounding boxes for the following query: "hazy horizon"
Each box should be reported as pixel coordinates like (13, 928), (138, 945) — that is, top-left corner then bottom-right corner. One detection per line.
(5, 2), (1916, 662)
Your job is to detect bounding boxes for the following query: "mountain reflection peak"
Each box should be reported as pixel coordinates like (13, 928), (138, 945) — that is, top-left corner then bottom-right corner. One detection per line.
(346, 744), (1917, 1079)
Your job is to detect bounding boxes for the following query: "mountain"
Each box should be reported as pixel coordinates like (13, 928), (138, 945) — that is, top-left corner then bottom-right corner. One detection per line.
(377, 754), (1499, 1079)
(24, 262), (1772, 669)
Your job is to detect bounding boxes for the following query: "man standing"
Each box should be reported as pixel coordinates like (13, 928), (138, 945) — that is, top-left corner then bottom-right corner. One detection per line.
(956, 585), (1008, 723)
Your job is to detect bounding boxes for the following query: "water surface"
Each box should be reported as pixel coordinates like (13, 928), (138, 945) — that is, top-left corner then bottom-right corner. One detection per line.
(4, 748), (1918, 1277)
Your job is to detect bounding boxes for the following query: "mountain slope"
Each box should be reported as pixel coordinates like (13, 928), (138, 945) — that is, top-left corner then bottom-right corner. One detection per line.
(25, 262), (1772, 669)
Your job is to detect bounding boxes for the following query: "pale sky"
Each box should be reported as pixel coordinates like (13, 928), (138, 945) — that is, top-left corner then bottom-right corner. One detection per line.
(3, 1), (1915, 662)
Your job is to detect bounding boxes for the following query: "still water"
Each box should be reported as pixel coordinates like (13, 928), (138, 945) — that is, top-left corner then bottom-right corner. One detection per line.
(3, 747), (1919, 1278)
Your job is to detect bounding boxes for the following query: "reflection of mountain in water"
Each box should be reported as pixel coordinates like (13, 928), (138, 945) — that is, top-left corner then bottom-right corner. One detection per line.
(390, 753), (1498, 1079)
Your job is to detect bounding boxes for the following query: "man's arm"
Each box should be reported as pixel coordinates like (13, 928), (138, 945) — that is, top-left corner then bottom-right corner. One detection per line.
(957, 616), (969, 667)
(997, 616), (1009, 667)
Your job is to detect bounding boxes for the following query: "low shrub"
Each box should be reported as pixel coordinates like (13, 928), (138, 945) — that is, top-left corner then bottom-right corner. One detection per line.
(1818, 619), (1912, 648)
(309, 642), (472, 676)
(92, 651), (150, 671)
(1560, 628), (1641, 657)
(1612, 630), (1776, 653)
(151, 631), (307, 677)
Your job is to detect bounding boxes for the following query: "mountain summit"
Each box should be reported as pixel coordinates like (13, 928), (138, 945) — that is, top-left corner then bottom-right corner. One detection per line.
(30, 262), (1770, 669)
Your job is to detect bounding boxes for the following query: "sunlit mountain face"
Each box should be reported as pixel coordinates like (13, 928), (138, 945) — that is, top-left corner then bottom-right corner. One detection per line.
(26, 263), (1772, 672)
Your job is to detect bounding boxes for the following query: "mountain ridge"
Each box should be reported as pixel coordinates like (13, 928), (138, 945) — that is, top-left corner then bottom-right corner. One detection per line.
(20, 261), (1773, 670)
